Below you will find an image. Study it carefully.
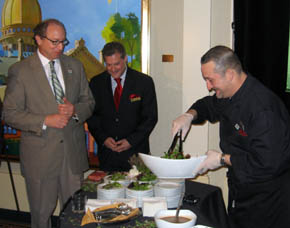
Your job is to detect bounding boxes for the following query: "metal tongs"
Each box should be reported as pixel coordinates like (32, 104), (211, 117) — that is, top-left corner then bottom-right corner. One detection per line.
(168, 130), (183, 155)
(94, 203), (132, 222)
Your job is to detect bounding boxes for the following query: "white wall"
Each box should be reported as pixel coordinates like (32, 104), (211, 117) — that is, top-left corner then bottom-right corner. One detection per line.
(149, 0), (184, 156)
(150, 0), (211, 159)
(182, 0), (211, 157)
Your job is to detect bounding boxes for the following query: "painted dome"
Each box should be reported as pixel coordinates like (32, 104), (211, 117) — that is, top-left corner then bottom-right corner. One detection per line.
(1, 0), (41, 28)
(0, 0), (42, 53)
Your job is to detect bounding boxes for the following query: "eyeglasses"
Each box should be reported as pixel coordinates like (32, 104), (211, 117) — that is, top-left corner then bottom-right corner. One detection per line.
(42, 36), (70, 46)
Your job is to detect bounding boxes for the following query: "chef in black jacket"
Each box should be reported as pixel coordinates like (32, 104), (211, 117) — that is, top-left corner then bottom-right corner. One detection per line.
(172, 46), (290, 228)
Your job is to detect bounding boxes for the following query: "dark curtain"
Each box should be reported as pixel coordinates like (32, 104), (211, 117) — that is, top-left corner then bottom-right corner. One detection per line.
(234, 0), (290, 112)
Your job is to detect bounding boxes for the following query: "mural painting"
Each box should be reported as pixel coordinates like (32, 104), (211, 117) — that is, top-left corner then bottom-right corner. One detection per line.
(0, 0), (144, 166)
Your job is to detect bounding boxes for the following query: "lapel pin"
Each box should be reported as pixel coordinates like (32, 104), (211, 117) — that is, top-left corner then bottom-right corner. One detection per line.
(234, 123), (240, 130)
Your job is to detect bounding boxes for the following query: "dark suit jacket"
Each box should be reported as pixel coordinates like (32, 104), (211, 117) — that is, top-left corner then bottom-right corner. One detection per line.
(87, 67), (158, 171)
(3, 53), (95, 179)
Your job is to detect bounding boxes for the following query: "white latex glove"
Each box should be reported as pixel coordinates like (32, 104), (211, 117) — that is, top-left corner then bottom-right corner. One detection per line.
(172, 113), (193, 140)
(195, 150), (222, 175)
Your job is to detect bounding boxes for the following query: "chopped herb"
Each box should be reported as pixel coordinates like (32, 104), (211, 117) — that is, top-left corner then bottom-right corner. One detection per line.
(110, 172), (127, 181)
(121, 219), (156, 228)
(102, 182), (123, 189)
(162, 143), (191, 159)
(128, 182), (151, 191)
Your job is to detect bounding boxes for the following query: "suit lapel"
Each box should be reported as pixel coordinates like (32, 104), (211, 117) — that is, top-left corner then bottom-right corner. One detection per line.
(30, 54), (57, 105)
(104, 73), (116, 110)
(59, 55), (73, 101)
(119, 68), (135, 110)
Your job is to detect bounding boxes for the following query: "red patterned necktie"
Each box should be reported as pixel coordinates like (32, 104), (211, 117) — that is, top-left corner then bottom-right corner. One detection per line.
(114, 78), (123, 111)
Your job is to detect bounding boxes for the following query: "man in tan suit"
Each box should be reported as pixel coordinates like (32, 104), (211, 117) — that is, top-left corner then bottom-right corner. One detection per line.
(3, 19), (95, 228)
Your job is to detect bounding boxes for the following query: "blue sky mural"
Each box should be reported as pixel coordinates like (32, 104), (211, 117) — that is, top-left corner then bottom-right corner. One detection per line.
(0, 0), (141, 60)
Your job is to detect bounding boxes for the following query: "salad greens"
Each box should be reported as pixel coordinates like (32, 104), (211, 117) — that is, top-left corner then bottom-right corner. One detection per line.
(128, 182), (151, 191)
(102, 182), (123, 189)
(120, 220), (156, 228)
(162, 143), (190, 159)
(129, 155), (157, 181)
(110, 172), (127, 181)
(81, 180), (99, 192)
(137, 171), (157, 182)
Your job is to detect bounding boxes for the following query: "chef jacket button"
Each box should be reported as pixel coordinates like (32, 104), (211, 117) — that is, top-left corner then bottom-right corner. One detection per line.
(115, 118), (119, 122)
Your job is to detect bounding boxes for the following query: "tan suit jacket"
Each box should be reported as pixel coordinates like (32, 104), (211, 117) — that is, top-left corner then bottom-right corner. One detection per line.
(3, 53), (95, 179)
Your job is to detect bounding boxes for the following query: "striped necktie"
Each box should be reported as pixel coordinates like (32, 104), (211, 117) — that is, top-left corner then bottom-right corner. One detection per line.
(49, 61), (64, 104)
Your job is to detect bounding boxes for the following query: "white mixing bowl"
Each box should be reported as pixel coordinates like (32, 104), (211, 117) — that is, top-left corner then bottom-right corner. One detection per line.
(139, 153), (206, 178)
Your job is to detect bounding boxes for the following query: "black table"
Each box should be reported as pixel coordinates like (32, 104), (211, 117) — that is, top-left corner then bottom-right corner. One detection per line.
(58, 180), (230, 228)
(183, 180), (230, 228)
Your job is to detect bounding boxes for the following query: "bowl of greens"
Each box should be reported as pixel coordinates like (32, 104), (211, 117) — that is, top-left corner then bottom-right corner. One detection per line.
(126, 182), (154, 207)
(138, 153), (206, 179)
(104, 172), (130, 187)
(97, 182), (125, 200)
(128, 155), (157, 184)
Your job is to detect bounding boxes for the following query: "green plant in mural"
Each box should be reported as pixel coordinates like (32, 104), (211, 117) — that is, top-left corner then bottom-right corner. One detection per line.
(102, 12), (141, 71)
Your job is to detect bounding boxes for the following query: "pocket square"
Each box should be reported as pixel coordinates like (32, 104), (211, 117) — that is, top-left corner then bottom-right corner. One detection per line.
(129, 94), (141, 102)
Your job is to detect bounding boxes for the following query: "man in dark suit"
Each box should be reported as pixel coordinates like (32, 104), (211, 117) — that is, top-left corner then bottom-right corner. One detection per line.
(3, 19), (94, 228)
(87, 41), (158, 171)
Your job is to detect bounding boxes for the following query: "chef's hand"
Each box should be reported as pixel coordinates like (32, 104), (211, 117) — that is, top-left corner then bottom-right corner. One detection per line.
(195, 150), (222, 175)
(172, 113), (193, 140)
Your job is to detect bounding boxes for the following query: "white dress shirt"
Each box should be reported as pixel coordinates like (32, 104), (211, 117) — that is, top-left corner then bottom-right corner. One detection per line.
(37, 49), (66, 94)
(111, 67), (127, 94)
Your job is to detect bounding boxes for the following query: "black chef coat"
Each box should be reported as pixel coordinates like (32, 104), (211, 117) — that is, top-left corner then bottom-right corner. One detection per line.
(190, 75), (290, 228)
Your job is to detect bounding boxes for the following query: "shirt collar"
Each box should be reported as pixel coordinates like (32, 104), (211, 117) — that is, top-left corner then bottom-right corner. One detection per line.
(230, 74), (251, 102)
(110, 66), (127, 82)
(37, 49), (60, 67)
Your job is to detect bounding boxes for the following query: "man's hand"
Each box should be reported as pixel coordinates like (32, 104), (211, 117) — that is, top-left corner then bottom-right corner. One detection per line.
(114, 139), (131, 153)
(44, 114), (69, 129)
(104, 138), (131, 153)
(194, 150), (222, 175)
(58, 97), (74, 120)
(104, 137), (118, 151)
(172, 113), (194, 140)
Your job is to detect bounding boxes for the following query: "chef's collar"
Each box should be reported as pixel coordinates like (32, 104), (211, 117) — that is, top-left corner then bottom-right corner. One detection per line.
(229, 74), (251, 102)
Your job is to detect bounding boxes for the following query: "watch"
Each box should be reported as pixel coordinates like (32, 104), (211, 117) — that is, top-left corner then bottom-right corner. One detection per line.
(72, 114), (79, 122)
(220, 153), (227, 166)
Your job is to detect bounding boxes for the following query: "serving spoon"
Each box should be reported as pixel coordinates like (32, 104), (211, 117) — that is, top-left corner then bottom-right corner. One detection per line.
(175, 192), (185, 223)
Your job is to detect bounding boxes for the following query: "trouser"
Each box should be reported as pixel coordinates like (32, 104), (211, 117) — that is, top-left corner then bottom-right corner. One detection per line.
(98, 146), (135, 172)
(228, 169), (290, 228)
(25, 158), (83, 228)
